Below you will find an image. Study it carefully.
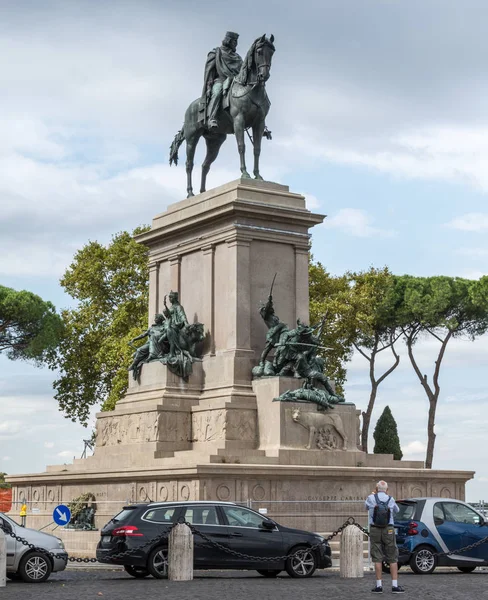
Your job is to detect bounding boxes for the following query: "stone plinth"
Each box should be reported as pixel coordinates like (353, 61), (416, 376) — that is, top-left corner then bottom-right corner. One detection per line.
(135, 178), (324, 405)
(253, 377), (361, 454)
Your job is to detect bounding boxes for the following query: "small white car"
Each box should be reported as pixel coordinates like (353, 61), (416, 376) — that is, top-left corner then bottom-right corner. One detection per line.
(0, 511), (68, 583)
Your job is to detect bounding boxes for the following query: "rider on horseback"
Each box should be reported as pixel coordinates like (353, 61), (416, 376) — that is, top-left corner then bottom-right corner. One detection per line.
(202, 31), (243, 129)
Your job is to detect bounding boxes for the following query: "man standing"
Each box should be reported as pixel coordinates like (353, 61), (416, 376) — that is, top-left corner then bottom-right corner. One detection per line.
(365, 480), (405, 594)
(202, 32), (243, 129)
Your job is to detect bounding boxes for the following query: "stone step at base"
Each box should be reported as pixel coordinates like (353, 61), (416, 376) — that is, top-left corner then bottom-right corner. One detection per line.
(209, 454), (280, 465)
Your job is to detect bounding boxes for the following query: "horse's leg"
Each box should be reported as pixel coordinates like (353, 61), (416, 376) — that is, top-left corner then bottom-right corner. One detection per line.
(252, 118), (265, 180)
(201, 134), (226, 193)
(185, 134), (199, 198)
(234, 114), (250, 178)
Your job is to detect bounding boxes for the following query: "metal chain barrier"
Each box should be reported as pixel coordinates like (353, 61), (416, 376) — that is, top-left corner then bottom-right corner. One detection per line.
(0, 521), (177, 564)
(3, 516), (487, 570)
(185, 516), (369, 563)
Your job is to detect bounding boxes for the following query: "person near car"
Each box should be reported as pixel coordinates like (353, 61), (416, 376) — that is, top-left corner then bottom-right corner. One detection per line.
(19, 501), (27, 527)
(365, 480), (405, 594)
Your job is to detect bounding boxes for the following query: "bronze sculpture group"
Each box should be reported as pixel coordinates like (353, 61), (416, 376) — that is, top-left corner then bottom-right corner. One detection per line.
(128, 291), (204, 381)
(252, 293), (345, 410)
(169, 31), (275, 198)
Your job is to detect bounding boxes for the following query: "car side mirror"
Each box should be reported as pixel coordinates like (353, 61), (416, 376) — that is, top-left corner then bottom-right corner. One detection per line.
(434, 517), (444, 526)
(261, 520), (275, 530)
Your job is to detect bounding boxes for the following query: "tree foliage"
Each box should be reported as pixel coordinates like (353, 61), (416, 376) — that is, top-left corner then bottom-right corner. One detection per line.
(395, 275), (488, 468)
(0, 285), (63, 364)
(373, 405), (403, 460)
(49, 227), (150, 426)
(308, 259), (354, 394)
(0, 472), (10, 489)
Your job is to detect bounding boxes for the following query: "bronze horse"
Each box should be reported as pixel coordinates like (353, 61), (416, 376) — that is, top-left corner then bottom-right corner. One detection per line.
(169, 34), (275, 198)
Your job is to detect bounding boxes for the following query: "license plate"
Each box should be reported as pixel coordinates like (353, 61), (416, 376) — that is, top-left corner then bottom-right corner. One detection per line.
(102, 535), (111, 542)
(394, 528), (398, 535)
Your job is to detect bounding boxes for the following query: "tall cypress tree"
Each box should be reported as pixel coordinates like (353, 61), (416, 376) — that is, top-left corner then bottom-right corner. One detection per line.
(373, 406), (403, 460)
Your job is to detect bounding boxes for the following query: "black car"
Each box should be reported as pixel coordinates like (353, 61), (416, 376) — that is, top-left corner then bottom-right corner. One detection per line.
(96, 501), (331, 578)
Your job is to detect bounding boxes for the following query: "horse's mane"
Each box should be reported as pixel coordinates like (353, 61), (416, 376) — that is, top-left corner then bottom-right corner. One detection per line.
(235, 36), (274, 85)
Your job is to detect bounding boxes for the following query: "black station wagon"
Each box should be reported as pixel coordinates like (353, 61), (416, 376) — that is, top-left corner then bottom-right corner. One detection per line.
(96, 501), (332, 578)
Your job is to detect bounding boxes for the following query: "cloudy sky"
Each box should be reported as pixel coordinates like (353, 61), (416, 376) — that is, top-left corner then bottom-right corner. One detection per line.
(1, 0), (487, 501)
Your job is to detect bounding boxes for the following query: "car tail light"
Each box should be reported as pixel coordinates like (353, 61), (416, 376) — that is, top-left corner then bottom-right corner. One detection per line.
(407, 521), (419, 535)
(112, 525), (144, 537)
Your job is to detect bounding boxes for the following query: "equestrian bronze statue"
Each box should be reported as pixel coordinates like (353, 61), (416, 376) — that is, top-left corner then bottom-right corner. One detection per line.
(170, 32), (275, 198)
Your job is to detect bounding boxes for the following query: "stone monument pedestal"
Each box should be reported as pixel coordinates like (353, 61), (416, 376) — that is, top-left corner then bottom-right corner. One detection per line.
(7, 180), (474, 544)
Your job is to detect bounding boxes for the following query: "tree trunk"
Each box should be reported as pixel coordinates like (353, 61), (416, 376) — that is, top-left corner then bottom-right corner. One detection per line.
(425, 397), (437, 469)
(361, 383), (378, 453)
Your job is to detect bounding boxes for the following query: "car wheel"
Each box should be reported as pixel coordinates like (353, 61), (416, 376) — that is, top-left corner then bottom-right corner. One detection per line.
(256, 569), (281, 577)
(457, 566), (477, 573)
(18, 552), (52, 583)
(285, 545), (317, 578)
(124, 565), (151, 578)
(409, 546), (437, 574)
(147, 547), (168, 579)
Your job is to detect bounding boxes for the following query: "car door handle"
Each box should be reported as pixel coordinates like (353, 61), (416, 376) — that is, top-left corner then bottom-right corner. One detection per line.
(230, 532), (243, 537)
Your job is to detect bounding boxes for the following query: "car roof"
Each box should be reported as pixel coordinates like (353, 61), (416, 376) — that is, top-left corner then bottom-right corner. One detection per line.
(123, 501), (240, 509)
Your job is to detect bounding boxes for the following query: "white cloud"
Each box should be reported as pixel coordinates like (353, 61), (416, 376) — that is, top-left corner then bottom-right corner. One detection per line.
(44, 442), (54, 449)
(304, 194), (321, 210)
(0, 421), (23, 437)
(322, 208), (395, 238)
(445, 213), (488, 232)
(402, 441), (427, 455)
(2, 457), (11, 462)
(57, 450), (76, 459)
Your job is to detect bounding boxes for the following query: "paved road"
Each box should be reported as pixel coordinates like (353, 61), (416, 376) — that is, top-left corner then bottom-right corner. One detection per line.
(4, 569), (488, 600)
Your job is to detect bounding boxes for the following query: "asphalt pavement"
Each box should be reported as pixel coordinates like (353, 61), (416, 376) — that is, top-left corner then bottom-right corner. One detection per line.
(4, 569), (488, 600)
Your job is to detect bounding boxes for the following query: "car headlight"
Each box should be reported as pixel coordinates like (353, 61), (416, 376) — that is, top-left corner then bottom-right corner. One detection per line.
(55, 538), (65, 549)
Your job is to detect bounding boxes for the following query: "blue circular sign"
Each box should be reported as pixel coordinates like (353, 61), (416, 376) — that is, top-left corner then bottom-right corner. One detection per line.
(53, 504), (71, 526)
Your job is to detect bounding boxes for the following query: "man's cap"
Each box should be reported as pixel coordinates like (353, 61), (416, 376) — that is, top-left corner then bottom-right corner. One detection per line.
(225, 31), (239, 40)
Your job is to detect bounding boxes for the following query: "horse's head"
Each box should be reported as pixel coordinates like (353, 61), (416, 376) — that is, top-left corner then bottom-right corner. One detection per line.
(254, 34), (275, 83)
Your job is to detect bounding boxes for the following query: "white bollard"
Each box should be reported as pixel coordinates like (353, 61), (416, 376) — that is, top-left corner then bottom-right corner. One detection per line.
(340, 524), (364, 578)
(168, 523), (193, 581)
(0, 529), (6, 587)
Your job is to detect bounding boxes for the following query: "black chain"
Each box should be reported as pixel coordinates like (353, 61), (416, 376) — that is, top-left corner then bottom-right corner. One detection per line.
(431, 534), (488, 558)
(1, 518), (370, 565)
(0, 521), (177, 564)
(185, 517), (369, 563)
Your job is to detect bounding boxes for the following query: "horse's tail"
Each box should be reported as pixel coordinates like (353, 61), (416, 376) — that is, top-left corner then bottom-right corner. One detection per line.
(169, 127), (185, 166)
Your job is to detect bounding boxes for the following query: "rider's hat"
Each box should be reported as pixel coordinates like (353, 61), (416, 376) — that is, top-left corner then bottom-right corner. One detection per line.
(225, 31), (239, 40)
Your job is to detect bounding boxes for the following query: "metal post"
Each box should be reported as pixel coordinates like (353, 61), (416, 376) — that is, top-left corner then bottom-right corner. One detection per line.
(0, 529), (6, 587)
(168, 523), (193, 581)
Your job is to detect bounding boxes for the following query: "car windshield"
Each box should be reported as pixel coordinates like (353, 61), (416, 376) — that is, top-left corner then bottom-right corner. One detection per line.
(396, 502), (416, 521)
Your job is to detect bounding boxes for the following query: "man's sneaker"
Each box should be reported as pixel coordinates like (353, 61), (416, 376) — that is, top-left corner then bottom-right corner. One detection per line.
(371, 586), (383, 593)
(392, 585), (405, 594)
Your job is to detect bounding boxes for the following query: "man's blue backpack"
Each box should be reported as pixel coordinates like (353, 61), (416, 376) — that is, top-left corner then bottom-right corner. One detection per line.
(372, 493), (391, 527)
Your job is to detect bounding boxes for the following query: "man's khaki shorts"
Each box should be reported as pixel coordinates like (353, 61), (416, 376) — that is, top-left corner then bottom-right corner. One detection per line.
(369, 525), (399, 564)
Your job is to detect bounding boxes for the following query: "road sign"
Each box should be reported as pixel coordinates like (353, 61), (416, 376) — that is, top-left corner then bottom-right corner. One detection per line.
(53, 504), (71, 526)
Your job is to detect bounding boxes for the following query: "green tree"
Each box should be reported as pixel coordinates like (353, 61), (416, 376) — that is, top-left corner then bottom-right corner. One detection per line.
(345, 268), (403, 453)
(0, 285), (63, 364)
(373, 406), (403, 460)
(396, 275), (488, 468)
(309, 259), (354, 394)
(49, 227), (150, 426)
(0, 472), (10, 489)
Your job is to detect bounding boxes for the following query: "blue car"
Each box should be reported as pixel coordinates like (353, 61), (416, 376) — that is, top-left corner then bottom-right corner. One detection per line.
(391, 497), (488, 574)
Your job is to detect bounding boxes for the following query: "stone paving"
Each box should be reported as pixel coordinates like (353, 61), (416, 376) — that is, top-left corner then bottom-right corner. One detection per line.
(4, 569), (488, 600)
